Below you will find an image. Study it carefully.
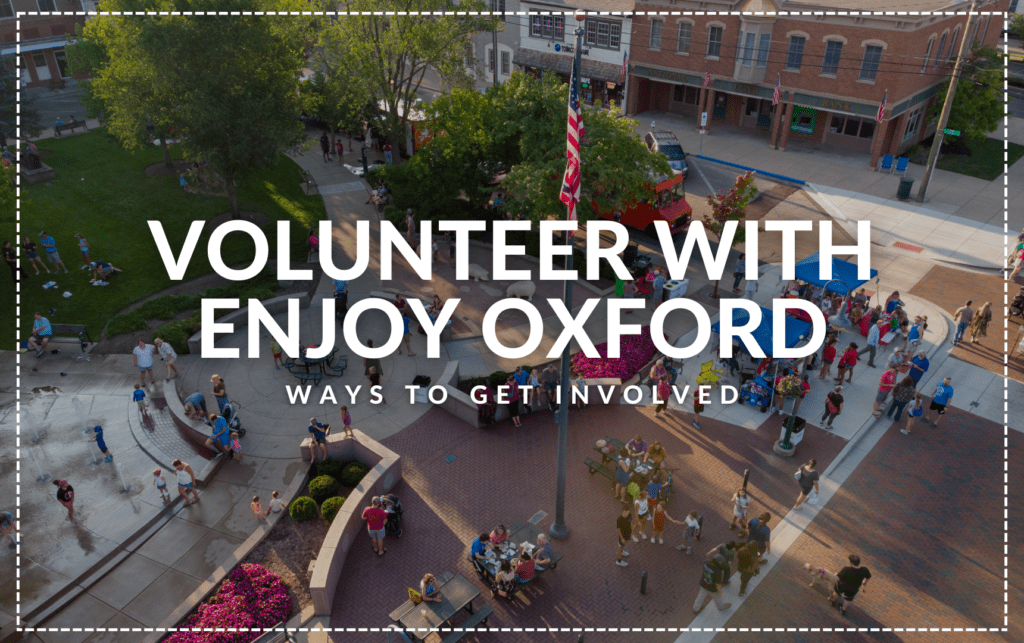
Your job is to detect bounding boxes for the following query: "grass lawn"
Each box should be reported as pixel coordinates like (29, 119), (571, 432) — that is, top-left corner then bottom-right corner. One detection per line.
(935, 137), (1024, 181)
(0, 129), (326, 345)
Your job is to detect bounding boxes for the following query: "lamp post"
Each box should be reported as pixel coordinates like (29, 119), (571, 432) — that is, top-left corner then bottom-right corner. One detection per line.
(550, 10), (587, 542)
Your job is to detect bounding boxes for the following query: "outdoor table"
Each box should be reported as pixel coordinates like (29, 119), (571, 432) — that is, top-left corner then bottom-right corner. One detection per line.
(629, 460), (655, 486)
(593, 436), (625, 465)
(479, 538), (522, 581)
(505, 521), (563, 569)
(397, 573), (480, 640)
(299, 347), (336, 374)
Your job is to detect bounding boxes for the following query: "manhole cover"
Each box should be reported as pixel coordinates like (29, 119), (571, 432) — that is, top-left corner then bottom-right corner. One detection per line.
(444, 454), (457, 463)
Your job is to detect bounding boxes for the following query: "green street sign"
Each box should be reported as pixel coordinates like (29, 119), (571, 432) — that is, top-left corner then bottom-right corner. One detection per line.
(943, 128), (960, 136)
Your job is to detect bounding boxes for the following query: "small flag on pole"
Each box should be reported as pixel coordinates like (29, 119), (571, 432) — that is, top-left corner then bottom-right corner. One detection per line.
(621, 50), (629, 77)
(560, 58), (583, 236)
(875, 89), (887, 123)
(703, 67), (710, 88)
(772, 74), (781, 106)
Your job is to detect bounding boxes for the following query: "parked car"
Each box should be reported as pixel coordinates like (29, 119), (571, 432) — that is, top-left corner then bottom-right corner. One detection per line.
(644, 130), (689, 180)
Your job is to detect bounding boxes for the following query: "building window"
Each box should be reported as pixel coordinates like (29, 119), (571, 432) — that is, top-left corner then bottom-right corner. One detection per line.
(672, 84), (700, 104)
(487, 47), (494, 73)
(677, 22), (692, 53)
(586, 19), (621, 50)
(0, 0), (12, 19)
(37, 0), (56, 11)
(756, 33), (770, 67)
(921, 37), (934, 72)
(530, 15), (564, 41)
(791, 106), (817, 134)
(501, 50), (510, 75)
(830, 114), (876, 139)
(740, 31), (755, 65)
(860, 45), (882, 81)
(904, 107), (923, 140)
(786, 36), (805, 70)
(650, 20), (663, 49)
(981, 16), (991, 43)
(707, 25), (723, 57)
(934, 32), (947, 67)
(946, 26), (960, 63)
(492, 0), (505, 18)
(821, 40), (842, 76)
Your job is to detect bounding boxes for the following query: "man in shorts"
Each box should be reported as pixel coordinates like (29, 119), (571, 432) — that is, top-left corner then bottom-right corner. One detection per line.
(747, 512), (772, 563)
(172, 459), (200, 505)
(542, 364), (561, 411)
(830, 554), (871, 616)
(89, 260), (122, 285)
(362, 497), (388, 556)
(39, 231), (68, 273)
(27, 312), (53, 356)
(155, 338), (178, 381)
(616, 504), (632, 567)
(923, 376), (954, 428)
(308, 417), (330, 463)
(1, 510), (19, 548)
(208, 413), (231, 456)
(132, 340), (157, 387)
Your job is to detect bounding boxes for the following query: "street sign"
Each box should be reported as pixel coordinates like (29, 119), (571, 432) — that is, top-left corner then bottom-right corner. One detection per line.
(700, 130), (706, 134)
(943, 128), (960, 136)
(701, 112), (708, 126)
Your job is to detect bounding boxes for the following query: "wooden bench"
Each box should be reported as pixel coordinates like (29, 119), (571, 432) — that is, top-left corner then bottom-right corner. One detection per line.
(293, 372), (322, 386)
(54, 120), (88, 137)
(440, 604), (492, 643)
(48, 323), (92, 353)
(584, 458), (615, 481)
(388, 571), (454, 621)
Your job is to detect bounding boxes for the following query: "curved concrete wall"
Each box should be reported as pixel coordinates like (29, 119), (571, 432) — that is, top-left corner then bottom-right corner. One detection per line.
(187, 293), (311, 354)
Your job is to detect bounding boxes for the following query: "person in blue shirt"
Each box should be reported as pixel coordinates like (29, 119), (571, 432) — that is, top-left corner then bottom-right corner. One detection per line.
(332, 279), (348, 295)
(89, 425), (112, 462)
(307, 417), (330, 463)
(907, 351), (929, 386)
(469, 532), (491, 576)
(28, 312), (53, 356)
(209, 413), (231, 455)
(651, 270), (667, 309)
(924, 376), (954, 428)
(38, 231), (68, 273)
(399, 311), (416, 356)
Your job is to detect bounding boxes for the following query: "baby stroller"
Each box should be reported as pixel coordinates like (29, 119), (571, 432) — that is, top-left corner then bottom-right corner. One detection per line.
(381, 493), (403, 538)
(222, 402), (245, 438)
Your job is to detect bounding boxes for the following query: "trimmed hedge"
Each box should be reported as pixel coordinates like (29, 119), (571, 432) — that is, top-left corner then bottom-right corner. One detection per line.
(321, 495), (347, 524)
(308, 474), (339, 505)
(313, 458), (346, 480)
(338, 461), (370, 487)
(288, 496), (318, 521)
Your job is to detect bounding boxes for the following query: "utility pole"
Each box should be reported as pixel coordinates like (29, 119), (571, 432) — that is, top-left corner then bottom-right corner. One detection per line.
(917, 0), (978, 202)
(491, 1), (503, 87)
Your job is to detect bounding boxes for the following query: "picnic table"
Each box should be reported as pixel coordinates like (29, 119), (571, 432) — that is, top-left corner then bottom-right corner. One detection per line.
(593, 436), (625, 465)
(298, 347), (337, 374)
(396, 573), (481, 640)
(506, 522), (563, 572)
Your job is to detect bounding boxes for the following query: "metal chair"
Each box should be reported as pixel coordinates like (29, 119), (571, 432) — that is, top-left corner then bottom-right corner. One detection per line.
(878, 154), (894, 173)
(894, 156), (909, 176)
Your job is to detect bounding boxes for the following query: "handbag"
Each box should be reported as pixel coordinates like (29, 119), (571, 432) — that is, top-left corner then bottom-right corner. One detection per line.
(407, 587), (423, 604)
(794, 468), (803, 482)
(826, 396), (839, 415)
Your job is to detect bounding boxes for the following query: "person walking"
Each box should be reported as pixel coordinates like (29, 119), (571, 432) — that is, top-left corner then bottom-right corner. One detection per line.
(53, 479), (76, 523)
(38, 231), (68, 273)
(616, 503), (633, 567)
(3, 240), (21, 282)
(830, 554), (871, 616)
(746, 512), (772, 563)
(211, 374), (229, 413)
(923, 376), (954, 428)
(383, 141), (393, 165)
(900, 393), (925, 435)
(706, 542), (737, 584)
(872, 366), (898, 418)
(835, 344), (858, 384)
(969, 302), (992, 343)
(1, 510), (19, 548)
(675, 510), (702, 554)
(728, 488), (750, 533)
(821, 385), (844, 430)
(742, 275), (758, 301)
(22, 236), (49, 275)
(952, 300), (974, 346)
(362, 497), (388, 556)
(857, 320), (884, 368)
(792, 459), (820, 510)
(654, 375), (671, 415)
(132, 340), (157, 387)
(89, 425), (113, 463)
(398, 310), (416, 356)
(319, 131), (331, 162)
(736, 541), (760, 597)
(368, 366), (385, 403)
(886, 377), (917, 422)
(731, 254), (745, 293)
(74, 233), (91, 268)
(155, 338), (178, 381)
(692, 554), (732, 613)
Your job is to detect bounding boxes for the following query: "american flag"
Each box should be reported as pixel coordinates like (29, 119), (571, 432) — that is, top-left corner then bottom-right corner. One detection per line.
(772, 74), (780, 106)
(560, 60), (583, 234)
(622, 50), (629, 78)
(703, 67), (710, 88)
(875, 89), (887, 123)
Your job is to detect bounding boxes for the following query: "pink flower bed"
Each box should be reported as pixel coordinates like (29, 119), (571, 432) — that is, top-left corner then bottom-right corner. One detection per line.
(166, 564), (290, 643)
(571, 326), (657, 379)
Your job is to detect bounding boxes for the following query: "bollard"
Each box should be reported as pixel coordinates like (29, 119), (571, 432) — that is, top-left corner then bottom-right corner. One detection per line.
(742, 468), (750, 490)
(640, 569), (648, 594)
(578, 635), (584, 643)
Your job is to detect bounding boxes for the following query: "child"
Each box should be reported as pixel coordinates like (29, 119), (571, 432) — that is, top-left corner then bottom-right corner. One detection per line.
(230, 431), (242, 461)
(251, 496), (266, 522)
(89, 425), (112, 462)
(335, 139), (344, 158)
(271, 338), (283, 370)
(153, 468), (170, 501)
(340, 405), (354, 439)
(901, 393), (925, 436)
(266, 490), (285, 515)
(133, 383), (148, 415)
(179, 173), (188, 189)
(650, 501), (684, 545)
(692, 389), (703, 429)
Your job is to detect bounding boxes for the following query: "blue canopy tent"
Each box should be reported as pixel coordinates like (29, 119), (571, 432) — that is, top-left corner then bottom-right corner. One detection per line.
(711, 306), (814, 358)
(793, 253), (878, 295)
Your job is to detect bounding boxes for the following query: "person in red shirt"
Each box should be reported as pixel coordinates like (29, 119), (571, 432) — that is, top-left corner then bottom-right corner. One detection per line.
(818, 337), (838, 381)
(834, 343), (858, 384)
(362, 497), (388, 556)
(515, 551), (535, 583)
(873, 366), (898, 418)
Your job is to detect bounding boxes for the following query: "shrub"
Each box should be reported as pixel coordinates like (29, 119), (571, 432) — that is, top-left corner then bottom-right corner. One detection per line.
(904, 144), (929, 165)
(135, 294), (199, 320)
(105, 310), (147, 336)
(383, 204), (403, 231)
(308, 474), (339, 505)
(338, 461), (370, 487)
(571, 326), (657, 379)
(487, 370), (509, 390)
(165, 563), (290, 643)
(151, 310), (202, 355)
(288, 496), (318, 521)
(321, 496), (347, 524)
(314, 458), (346, 480)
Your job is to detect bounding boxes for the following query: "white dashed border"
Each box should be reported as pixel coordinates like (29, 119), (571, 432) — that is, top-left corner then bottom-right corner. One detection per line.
(14, 7), (1011, 635)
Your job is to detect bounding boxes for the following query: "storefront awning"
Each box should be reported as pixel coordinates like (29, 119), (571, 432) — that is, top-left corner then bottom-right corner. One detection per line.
(513, 48), (623, 83)
(1, 36), (73, 57)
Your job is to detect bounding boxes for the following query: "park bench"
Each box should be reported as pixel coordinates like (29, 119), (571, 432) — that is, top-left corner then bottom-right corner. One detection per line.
(388, 571), (454, 622)
(440, 605), (492, 643)
(584, 458), (615, 482)
(54, 120), (88, 137)
(48, 323), (93, 353)
(293, 372), (322, 386)
(329, 355), (349, 376)
(301, 169), (318, 196)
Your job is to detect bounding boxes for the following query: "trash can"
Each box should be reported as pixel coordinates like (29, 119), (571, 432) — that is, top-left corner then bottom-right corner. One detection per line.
(897, 177), (914, 200)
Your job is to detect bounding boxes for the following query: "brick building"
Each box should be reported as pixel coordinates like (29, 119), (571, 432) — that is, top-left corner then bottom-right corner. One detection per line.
(1, 0), (87, 89)
(626, 0), (1007, 168)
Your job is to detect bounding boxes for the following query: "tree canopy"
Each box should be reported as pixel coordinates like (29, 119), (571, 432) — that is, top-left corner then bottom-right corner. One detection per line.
(928, 43), (1004, 145)
(0, 55), (42, 141)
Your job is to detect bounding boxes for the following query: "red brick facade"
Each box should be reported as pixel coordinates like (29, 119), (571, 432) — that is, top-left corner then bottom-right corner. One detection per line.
(627, 0), (1008, 167)
(1, 1), (87, 89)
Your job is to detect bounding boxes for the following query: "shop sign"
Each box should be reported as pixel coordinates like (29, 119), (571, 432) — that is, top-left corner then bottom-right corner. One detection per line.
(631, 65), (701, 87)
(794, 92), (876, 117)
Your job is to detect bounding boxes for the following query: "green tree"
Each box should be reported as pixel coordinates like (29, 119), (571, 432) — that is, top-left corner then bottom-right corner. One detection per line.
(927, 44), (1005, 146)
(0, 55), (42, 141)
(703, 171), (757, 298)
(315, 0), (495, 155)
(299, 70), (369, 148)
(67, 0), (313, 216)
